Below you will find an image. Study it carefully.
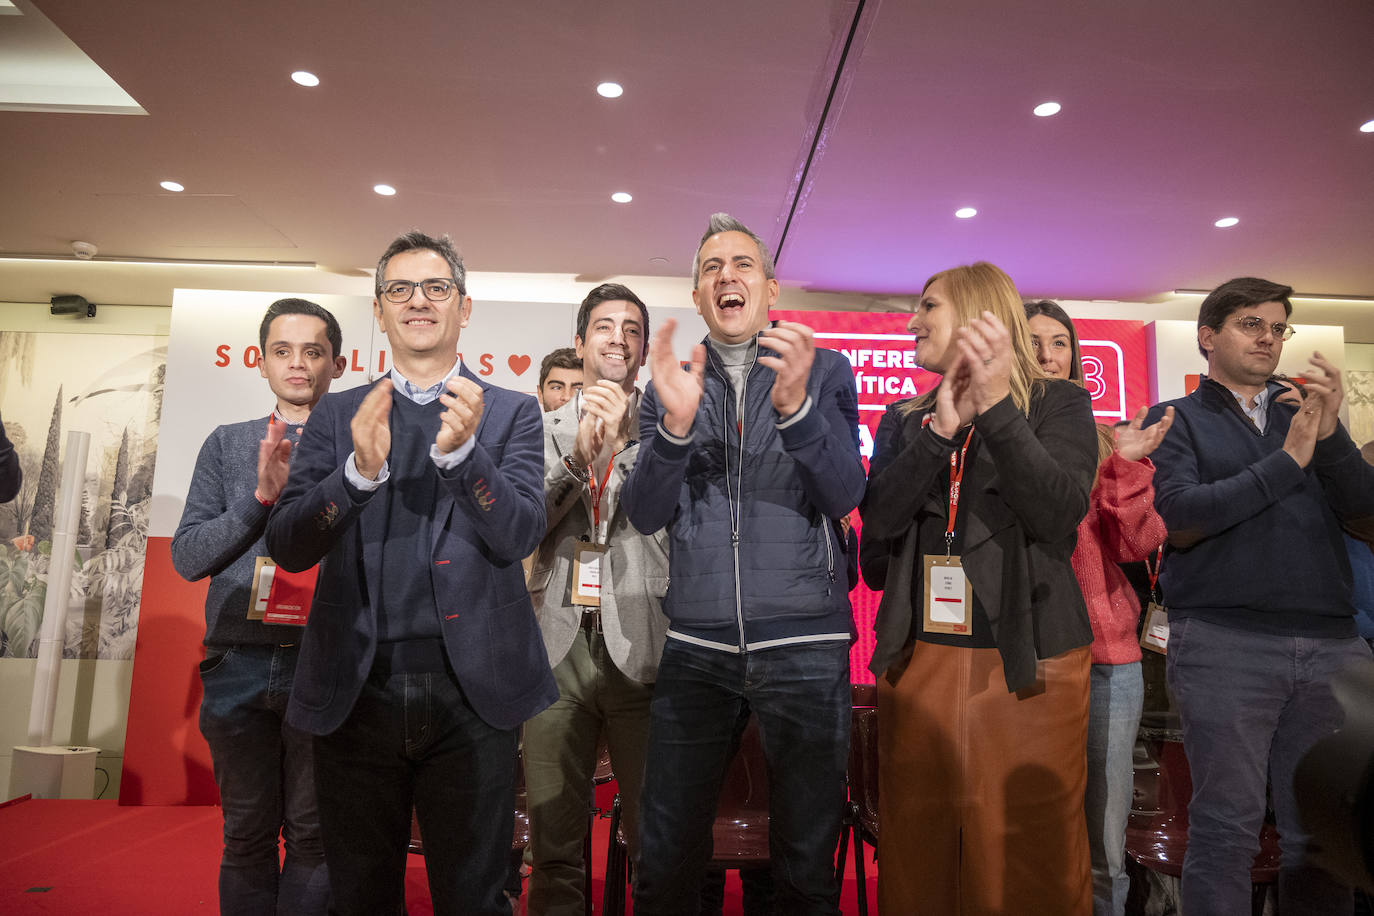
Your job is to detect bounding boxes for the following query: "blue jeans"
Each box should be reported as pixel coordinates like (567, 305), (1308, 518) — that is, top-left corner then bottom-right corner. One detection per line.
(312, 668), (518, 916)
(1085, 661), (1143, 916)
(1168, 616), (1371, 916)
(199, 644), (328, 916)
(633, 639), (850, 916)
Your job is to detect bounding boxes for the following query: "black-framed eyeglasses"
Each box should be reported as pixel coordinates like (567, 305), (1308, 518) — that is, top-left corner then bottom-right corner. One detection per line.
(1231, 315), (1295, 341)
(380, 278), (458, 303)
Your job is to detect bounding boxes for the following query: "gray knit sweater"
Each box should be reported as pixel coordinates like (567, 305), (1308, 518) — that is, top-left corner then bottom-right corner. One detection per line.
(171, 414), (306, 648)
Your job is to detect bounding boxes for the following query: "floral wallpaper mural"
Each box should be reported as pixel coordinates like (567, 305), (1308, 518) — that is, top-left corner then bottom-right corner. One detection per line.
(1347, 370), (1374, 449)
(0, 331), (166, 660)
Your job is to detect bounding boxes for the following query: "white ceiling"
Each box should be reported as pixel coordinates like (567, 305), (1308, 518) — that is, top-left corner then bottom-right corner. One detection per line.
(2, 0), (1372, 336)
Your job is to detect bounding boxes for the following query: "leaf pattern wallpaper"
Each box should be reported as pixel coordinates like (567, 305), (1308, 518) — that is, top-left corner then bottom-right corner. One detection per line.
(0, 331), (166, 660)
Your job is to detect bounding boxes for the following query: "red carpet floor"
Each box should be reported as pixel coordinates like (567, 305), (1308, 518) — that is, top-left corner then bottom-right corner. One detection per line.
(0, 795), (879, 914)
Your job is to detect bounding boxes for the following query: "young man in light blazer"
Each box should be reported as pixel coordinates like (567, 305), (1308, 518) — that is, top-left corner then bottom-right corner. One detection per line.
(523, 283), (670, 914)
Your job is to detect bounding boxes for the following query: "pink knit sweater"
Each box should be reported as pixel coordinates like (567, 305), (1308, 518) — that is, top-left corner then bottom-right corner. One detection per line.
(1070, 452), (1167, 665)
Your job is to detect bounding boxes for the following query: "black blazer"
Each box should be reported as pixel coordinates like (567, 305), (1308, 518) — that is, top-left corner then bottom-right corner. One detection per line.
(860, 380), (1098, 692)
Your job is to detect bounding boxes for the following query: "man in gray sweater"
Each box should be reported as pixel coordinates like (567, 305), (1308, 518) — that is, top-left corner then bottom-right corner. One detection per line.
(171, 298), (345, 915)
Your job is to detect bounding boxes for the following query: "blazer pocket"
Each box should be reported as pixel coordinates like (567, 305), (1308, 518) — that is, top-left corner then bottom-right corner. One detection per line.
(527, 565), (555, 605)
(646, 575), (669, 599)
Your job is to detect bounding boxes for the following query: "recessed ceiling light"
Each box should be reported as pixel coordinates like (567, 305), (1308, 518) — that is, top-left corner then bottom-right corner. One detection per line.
(160, 180), (184, 192)
(611, 191), (633, 204)
(1033, 101), (1061, 117)
(1360, 119), (1374, 133)
(1214, 216), (1239, 228)
(373, 184), (396, 196)
(955, 207), (977, 219)
(291, 71), (320, 87)
(649, 257), (669, 266)
(597, 82), (624, 99)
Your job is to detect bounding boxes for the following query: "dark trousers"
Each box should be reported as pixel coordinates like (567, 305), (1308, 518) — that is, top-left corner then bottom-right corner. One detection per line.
(200, 644), (328, 916)
(632, 639), (850, 916)
(313, 669), (518, 916)
(1168, 616), (1371, 916)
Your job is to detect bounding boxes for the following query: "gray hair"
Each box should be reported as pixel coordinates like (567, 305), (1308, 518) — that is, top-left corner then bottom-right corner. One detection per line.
(375, 230), (466, 299)
(691, 212), (775, 287)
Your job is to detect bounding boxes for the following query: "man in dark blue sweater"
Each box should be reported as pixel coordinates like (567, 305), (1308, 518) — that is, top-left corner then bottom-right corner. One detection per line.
(1145, 277), (1374, 916)
(171, 297), (346, 915)
(267, 231), (554, 916)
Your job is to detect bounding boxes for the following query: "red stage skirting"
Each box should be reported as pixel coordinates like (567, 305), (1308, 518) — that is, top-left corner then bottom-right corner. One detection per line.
(121, 536), (217, 805)
(1, 795), (878, 914)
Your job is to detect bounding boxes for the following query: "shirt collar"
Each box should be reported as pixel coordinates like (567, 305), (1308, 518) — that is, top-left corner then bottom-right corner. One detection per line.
(389, 359), (463, 403)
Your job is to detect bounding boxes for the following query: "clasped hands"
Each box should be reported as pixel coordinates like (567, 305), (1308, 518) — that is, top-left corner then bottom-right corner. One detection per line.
(1281, 351), (1343, 469)
(349, 377), (485, 481)
(930, 311), (1013, 439)
(572, 380), (633, 468)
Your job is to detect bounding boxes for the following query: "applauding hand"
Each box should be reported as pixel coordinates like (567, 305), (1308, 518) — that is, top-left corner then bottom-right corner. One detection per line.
(648, 319), (706, 438)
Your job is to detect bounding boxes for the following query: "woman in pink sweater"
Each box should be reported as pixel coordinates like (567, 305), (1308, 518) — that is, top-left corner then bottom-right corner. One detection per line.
(1025, 300), (1173, 916)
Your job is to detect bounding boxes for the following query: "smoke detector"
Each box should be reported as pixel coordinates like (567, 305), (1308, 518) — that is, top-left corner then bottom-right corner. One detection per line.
(71, 241), (98, 260)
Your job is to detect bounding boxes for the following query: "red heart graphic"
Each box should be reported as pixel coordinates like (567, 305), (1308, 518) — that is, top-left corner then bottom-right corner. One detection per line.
(508, 354), (531, 376)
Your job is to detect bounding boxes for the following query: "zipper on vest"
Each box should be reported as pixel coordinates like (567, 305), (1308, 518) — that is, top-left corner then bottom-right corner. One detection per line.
(822, 517), (836, 583)
(709, 347), (755, 652)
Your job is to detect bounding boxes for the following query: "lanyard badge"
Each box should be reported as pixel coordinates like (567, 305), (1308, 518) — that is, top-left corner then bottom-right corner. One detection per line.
(1140, 545), (1169, 654)
(572, 451), (620, 608)
(923, 430), (974, 636)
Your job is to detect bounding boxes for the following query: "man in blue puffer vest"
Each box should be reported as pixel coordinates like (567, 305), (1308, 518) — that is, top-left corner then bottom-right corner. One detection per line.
(622, 213), (866, 915)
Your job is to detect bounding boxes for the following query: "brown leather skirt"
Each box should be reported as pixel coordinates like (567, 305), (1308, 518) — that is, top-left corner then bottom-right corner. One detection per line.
(876, 641), (1092, 915)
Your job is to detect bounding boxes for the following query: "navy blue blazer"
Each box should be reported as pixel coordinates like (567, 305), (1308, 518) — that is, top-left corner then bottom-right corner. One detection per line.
(266, 365), (557, 734)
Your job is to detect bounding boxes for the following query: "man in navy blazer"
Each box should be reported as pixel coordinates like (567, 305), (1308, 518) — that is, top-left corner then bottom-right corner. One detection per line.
(267, 230), (556, 915)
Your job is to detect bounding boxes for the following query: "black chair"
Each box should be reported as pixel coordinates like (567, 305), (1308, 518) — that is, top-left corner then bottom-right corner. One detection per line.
(602, 718), (772, 915)
(1126, 733), (1280, 916)
(836, 684), (878, 916)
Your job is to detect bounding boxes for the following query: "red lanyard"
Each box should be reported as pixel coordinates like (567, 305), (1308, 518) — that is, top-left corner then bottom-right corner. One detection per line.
(945, 430), (974, 556)
(1145, 544), (1163, 601)
(585, 452), (620, 530)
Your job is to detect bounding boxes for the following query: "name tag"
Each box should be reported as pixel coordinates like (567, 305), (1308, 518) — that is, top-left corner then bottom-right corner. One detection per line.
(248, 556), (316, 626)
(571, 542), (607, 608)
(923, 554), (972, 636)
(1140, 601), (1169, 654)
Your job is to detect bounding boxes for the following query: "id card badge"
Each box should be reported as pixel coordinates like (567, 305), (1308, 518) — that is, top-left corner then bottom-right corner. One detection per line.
(249, 556), (275, 620)
(248, 556), (317, 626)
(571, 542), (607, 608)
(923, 554), (972, 636)
(1140, 601), (1170, 654)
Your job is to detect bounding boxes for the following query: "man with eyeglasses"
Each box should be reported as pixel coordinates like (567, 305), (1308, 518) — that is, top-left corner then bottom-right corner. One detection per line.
(1144, 276), (1374, 916)
(267, 230), (556, 915)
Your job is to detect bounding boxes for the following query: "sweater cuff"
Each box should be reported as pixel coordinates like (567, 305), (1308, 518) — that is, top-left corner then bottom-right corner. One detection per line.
(1100, 451), (1154, 485)
(1313, 421), (1356, 464)
(1256, 446), (1309, 493)
(775, 396), (813, 430)
(655, 420), (694, 450)
(231, 491), (272, 528)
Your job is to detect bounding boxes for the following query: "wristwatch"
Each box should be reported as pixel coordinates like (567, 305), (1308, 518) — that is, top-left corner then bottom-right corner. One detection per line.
(562, 454), (591, 483)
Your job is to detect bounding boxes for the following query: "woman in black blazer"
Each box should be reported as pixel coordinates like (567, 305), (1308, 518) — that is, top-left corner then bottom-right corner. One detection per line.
(860, 262), (1099, 915)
